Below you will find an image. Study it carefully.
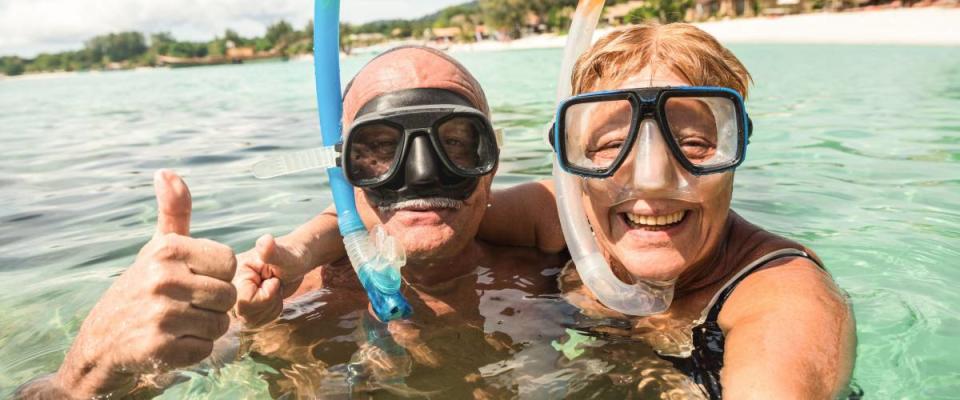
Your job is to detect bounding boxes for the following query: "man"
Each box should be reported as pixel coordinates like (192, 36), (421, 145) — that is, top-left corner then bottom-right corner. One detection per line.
(231, 46), (566, 328)
(230, 46), (569, 397)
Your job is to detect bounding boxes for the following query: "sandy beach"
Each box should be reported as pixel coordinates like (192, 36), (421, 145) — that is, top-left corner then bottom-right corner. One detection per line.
(350, 7), (960, 56)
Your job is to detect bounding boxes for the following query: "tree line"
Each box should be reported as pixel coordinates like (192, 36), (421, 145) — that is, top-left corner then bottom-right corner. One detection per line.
(1, 20), (311, 76)
(2, 0), (693, 76)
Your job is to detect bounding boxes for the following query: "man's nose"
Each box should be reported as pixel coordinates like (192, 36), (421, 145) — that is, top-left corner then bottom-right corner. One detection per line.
(624, 120), (682, 192)
(404, 134), (442, 186)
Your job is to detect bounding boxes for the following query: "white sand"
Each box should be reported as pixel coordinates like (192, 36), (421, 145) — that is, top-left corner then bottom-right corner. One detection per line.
(435, 7), (960, 54)
(696, 8), (960, 45)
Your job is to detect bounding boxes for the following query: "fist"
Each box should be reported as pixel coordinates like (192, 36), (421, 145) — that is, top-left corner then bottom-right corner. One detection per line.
(56, 170), (237, 398)
(233, 234), (312, 327)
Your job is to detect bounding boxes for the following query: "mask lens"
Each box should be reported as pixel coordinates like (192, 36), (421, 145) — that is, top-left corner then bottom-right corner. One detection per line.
(349, 123), (403, 182)
(664, 96), (740, 169)
(563, 99), (633, 172)
(437, 116), (486, 171)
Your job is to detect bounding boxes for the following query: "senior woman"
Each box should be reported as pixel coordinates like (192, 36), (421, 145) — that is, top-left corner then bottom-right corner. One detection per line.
(480, 23), (857, 399)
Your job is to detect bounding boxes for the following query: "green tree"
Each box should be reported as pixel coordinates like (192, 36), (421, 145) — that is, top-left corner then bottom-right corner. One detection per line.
(1, 56), (25, 76)
(339, 23), (354, 54)
(207, 39), (227, 57)
(626, 0), (692, 24)
(265, 20), (294, 49)
(223, 29), (246, 47)
(625, 6), (659, 23)
(480, 0), (527, 38)
(84, 32), (147, 63)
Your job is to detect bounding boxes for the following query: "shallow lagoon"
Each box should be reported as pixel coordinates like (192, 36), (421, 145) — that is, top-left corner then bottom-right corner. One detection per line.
(1, 45), (959, 398)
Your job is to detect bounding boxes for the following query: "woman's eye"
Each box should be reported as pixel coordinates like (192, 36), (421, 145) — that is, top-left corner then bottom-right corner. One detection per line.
(587, 141), (623, 159)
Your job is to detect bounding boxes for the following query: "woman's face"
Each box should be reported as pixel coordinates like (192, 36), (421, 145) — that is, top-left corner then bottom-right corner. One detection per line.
(580, 67), (734, 281)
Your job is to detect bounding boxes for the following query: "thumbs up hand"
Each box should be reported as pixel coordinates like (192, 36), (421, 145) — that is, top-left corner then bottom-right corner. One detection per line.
(52, 170), (237, 398)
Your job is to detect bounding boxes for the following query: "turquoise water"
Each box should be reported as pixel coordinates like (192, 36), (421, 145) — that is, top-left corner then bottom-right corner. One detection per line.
(1, 45), (958, 398)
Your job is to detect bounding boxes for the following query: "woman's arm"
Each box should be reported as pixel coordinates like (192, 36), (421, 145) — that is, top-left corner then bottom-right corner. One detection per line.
(719, 257), (857, 399)
(479, 179), (566, 253)
(233, 205), (346, 327)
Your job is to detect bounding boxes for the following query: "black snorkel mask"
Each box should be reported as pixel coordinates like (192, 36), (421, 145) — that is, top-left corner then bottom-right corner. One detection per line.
(341, 88), (500, 207)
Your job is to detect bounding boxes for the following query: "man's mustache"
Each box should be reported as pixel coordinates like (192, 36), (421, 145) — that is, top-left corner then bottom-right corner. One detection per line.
(378, 197), (464, 212)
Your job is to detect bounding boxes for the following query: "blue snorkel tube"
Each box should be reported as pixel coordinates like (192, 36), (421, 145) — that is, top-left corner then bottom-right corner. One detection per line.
(312, 0), (411, 321)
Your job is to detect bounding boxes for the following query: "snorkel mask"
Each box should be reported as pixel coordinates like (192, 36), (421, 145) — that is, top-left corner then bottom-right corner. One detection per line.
(554, 1), (750, 316)
(344, 88), (500, 207)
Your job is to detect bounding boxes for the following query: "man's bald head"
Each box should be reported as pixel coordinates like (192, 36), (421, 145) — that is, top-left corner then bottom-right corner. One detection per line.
(343, 46), (489, 127)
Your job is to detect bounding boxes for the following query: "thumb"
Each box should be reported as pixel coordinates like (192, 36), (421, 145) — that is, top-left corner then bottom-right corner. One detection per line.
(153, 169), (192, 237)
(255, 234), (278, 265)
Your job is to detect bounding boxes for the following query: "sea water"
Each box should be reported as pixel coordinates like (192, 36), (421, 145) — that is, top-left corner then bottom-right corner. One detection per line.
(1, 45), (958, 398)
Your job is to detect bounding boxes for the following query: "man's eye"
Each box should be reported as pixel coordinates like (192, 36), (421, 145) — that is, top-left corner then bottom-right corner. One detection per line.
(680, 139), (715, 159)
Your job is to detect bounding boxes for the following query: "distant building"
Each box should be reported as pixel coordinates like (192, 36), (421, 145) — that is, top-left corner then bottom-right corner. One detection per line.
(226, 47), (255, 60)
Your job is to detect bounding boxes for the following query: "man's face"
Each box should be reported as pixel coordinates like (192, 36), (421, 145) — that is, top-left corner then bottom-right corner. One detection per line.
(357, 174), (492, 263)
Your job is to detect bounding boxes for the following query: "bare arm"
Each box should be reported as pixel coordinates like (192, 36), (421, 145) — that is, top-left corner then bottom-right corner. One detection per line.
(233, 205), (347, 327)
(719, 258), (856, 399)
(277, 205), (345, 269)
(479, 179), (566, 253)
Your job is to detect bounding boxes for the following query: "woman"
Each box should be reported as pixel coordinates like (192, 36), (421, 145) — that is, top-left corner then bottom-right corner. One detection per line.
(480, 23), (857, 399)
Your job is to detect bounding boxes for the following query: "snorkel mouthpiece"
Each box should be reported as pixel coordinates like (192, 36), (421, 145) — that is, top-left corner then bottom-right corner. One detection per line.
(309, 0), (410, 321)
(553, 0), (676, 316)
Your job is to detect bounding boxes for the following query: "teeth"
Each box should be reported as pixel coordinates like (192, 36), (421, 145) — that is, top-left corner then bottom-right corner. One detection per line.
(625, 210), (686, 227)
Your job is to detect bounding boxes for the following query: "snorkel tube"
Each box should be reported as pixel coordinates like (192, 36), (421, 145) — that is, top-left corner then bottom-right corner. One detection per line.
(553, 0), (674, 315)
(312, 0), (411, 321)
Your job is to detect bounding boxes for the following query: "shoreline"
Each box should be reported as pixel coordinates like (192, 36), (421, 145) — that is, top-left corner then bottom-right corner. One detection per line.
(3, 8), (958, 81)
(352, 7), (960, 56)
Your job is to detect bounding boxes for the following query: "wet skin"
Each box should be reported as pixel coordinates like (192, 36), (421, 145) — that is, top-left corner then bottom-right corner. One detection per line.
(244, 243), (569, 398)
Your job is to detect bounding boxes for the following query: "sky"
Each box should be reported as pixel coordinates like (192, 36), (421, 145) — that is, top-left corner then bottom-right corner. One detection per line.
(0, 0), (470, 57)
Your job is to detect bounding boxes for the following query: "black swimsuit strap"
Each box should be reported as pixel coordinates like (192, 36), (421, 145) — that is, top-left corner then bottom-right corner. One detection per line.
(703, 248), (823, 323)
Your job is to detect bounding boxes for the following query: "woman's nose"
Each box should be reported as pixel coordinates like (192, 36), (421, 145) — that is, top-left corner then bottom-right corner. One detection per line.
(624, 120), (682, 192)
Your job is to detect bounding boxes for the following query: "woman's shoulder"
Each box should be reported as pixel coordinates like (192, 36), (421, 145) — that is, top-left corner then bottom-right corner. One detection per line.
(725, 211), (822, 265)
(718, 212), (850, 331)
(717, 211), (848, 329)
(716, 215), (856, 397)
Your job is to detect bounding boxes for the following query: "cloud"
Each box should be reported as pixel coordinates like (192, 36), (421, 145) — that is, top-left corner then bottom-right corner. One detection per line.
(0, 0), (469, 57)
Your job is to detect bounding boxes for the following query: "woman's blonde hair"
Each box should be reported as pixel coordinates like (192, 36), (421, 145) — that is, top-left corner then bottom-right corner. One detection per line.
(572, 23), (752, 99)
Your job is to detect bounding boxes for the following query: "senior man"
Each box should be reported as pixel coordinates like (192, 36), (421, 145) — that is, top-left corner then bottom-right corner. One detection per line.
(230, 47), (568, 398)
(232, 46), (565, 328)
